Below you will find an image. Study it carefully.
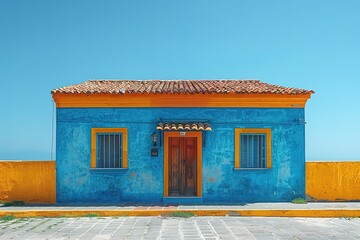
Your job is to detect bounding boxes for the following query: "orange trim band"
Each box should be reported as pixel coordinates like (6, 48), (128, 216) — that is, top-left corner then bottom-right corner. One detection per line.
(52, 93), (312, 108)
(234, 128), (272, 169)
(91, 128), (128, 169)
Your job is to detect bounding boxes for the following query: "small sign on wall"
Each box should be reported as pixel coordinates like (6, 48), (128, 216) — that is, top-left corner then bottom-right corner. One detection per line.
(151, 148), (158, 157)
(180, 132), (186, 136)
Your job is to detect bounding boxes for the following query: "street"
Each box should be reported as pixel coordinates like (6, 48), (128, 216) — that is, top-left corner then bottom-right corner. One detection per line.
(1, 216), (359, 240)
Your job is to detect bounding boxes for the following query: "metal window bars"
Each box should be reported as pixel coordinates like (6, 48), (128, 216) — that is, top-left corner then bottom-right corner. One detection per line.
(96, 133), (122, 168)
(240, 134), (266, 168)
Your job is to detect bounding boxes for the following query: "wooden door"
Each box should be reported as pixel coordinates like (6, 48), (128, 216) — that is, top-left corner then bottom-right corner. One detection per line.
(168, 137), (197, 196)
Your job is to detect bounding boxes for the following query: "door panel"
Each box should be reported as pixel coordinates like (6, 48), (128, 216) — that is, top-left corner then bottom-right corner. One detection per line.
(168, 137), (197, 196)
(169, 138), (180, 196)
(183, 138), (197, 196)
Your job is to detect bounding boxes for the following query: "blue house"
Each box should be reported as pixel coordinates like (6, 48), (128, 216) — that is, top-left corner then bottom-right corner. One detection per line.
(52, 80), (313, 203)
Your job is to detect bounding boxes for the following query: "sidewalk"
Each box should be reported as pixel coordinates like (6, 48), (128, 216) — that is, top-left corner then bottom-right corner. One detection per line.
(1, 202), (360, 218)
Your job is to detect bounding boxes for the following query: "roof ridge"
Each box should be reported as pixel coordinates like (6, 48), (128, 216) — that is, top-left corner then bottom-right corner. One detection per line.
(87, 79), (262, 82)
(52, 80), (314, 95)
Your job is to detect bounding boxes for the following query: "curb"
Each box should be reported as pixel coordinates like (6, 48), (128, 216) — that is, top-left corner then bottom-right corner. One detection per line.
(1, 209), (360, 218)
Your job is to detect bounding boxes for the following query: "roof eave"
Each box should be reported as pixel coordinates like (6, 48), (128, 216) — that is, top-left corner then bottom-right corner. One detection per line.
(52, 92), (313, 108)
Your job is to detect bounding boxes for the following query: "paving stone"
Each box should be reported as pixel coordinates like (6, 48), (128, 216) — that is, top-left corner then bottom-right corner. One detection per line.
(1, 216), (360, 239)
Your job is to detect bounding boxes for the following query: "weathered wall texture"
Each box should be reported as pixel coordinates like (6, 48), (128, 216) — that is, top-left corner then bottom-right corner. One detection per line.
(306, 162), (360, 201)
(56, 107), (306, 203)
(0, 161), (56, 204)
(1, 160), (358, 204)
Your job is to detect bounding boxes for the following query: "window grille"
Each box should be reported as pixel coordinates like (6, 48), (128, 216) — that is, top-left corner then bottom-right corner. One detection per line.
(96, 133), (122, 168)
(240, 134), (266, 168)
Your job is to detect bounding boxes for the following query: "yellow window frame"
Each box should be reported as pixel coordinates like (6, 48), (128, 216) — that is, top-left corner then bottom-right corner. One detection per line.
(91, 128), (128, 168)
(234, 128), (272, 169)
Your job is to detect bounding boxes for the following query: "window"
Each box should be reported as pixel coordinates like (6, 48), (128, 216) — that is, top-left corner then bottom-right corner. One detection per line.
(91, 128), (128, 169)
(234, 128), (271, 169)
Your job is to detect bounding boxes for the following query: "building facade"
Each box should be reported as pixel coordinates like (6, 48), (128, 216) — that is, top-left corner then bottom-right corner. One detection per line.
(52, 80), (313, 203)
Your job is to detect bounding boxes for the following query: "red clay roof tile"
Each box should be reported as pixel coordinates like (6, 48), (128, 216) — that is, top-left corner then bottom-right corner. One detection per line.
(51, 80), (314, 95)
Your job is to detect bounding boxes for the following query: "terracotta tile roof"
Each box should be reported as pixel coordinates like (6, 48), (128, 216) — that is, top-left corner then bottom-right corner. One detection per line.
(52, 80), (314, 95)
(156, 122), (212, 131)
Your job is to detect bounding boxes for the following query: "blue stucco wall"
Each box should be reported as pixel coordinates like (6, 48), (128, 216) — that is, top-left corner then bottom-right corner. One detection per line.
(56, 108), (306, 203)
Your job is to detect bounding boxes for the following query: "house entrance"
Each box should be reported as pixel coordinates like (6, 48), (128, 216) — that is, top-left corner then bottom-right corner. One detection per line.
(164, 132), (202, 197)
(168, 137), (197, 196)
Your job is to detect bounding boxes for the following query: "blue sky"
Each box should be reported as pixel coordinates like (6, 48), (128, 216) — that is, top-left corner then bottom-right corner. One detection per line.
(0, 0), (359, 160)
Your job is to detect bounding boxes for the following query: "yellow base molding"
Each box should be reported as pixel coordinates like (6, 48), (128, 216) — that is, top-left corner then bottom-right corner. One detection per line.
(1, 209), (360, 218)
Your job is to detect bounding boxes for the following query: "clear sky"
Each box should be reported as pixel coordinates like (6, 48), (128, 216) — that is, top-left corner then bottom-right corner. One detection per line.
(0, 0), (359, 160)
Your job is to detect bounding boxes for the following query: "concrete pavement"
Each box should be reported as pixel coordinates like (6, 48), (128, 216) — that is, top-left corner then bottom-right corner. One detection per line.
(1, 216), (360, 239)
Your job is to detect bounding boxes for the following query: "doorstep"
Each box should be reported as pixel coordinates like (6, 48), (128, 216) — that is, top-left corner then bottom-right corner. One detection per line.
(162, 197), (203, 204)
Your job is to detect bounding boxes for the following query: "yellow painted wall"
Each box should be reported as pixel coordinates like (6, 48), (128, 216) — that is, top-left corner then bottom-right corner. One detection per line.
(0, 161), (56, 204)
(306, 162), (360, 201)
(0, 161), (359, 203)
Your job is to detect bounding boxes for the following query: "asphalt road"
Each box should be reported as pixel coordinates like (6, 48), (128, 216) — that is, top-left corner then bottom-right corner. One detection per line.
(0, 216), (359, 239)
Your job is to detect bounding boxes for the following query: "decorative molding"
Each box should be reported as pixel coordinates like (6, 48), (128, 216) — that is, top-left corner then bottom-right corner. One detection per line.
(52, 93), (312, 108)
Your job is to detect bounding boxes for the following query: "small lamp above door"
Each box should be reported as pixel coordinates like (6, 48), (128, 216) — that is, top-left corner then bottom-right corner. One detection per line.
(151, 132), (158, 147)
